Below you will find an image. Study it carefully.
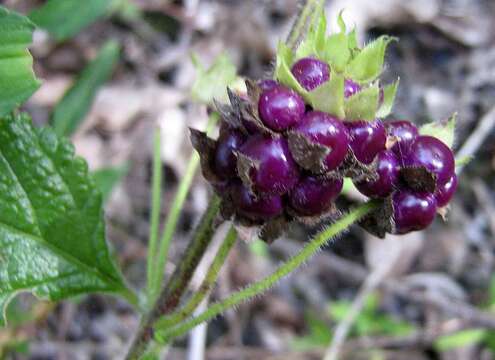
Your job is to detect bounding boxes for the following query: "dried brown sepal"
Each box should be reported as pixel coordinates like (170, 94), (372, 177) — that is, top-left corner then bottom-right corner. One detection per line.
(236, 152), (258, 194)
(400, 166), (437, 193)
(287, 131), (330, 174)
(213, 99), (243, 130)
(323, 152), (378, 183)
(258, 215), (289, 243)
(437, 205), (449, 220)
(358, 198), (394, 238)
(288, 203), (340, 227)
(239, 101), (279, 137)
(245, 79), (263, 106)
(189, 128), (220, 183)
(227, 87), (244, 117)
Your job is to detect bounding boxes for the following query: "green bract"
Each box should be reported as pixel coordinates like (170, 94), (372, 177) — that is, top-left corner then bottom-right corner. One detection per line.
(420, 113), (457, 148)
(274, 11), (398, 121)
(0, 113), (133, 326)
(0, 6), (40, 117)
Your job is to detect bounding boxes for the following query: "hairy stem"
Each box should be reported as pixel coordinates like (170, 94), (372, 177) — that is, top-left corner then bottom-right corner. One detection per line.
(146, 129), (163, 302)
(286, 0), (324, 51)
(156, 201), (378, 343)
(150, 113), (219, 301)
(156, 226), (237, 329)
(126, 196), (222, 360)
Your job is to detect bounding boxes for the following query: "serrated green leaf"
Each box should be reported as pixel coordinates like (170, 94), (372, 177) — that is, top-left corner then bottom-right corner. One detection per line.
(434, 329), (486, 352)
(419, 113), (456, 149)
(92, 164), (129, 202)
(306, 73), (345, 118)
(295, 9), (327, 59)
(29, 0), (111, 41)
(336, 10), (347, 33)
(376, 79), (399, 118)
(191, 53), (238, 104)
(0, 6), (40, 117)
(52, 41), (120, 137)
(344, 83), (379, 121)
(348, 27), (359, 52)
(0, 113), (133, 327)
(275, 43), (309, 96)
(345, 36), (396, 84)
(323, 33), (351, 73)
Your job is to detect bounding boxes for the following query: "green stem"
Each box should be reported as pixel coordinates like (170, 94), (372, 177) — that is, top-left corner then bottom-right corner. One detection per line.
(156, 226), (237, 329)
(150, 113), (219, 301)
(286, 0), (324, 51)
(147, 129), (163, 302)
(156, 201), (378, 343)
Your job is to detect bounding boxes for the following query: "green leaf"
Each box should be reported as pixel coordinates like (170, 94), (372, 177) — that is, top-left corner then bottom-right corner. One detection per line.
(434, 329), (486, 352)
(29, 0), (111, 41)
(51, 41), (120, 137)
(0, 6), (40, 117)
(92, 164), (129, 202)
(306, 73), (345, 118)
(275, 43), (308, 94)
(0, 113), (133, 326)
(344, 83), (380, 121)
(191, 53), (238, 104)
(345, 36), (396, 84)
(376, 79), (399, 118)
(295, 9), (327, 60)
(419, 113), (456, 149)
(323, 33), (351, 73)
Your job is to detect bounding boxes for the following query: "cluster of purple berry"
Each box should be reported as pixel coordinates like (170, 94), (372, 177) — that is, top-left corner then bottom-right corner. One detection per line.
(192, 56), (457, 241)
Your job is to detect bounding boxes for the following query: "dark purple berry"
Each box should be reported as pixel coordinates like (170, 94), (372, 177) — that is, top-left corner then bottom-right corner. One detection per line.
(344, 79), (361, 98)
(258, 86), (305, 132)
(292, 111), (350, 171)
(214, 130), (246, 179)
(355, 150), (399, 198)
(239, 135), (299, 195)
(289, 176), (343, 216)
(231, 181), (283, 220)
(345, 120), (386, 164)
(393, 190), (437, 234)
(291, 57), (330, 91)
(404, 136), (455, 187)
(258, 79), (279, 92)
(435, 174), (458, 207)
(385, 120), (419, 157)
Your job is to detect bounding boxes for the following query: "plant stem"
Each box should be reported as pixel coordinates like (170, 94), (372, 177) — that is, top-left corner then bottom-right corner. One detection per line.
(156, 201), (378, 343)
(126, 196), (222, 360)
(156, 226), (237, 329)
(150, 113), (219, 301)
(147, 129), (163, 302)
(286, 0), (324, 51)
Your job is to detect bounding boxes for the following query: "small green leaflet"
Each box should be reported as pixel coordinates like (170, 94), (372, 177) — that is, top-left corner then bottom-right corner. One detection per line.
(29, 0), (112, 41)
(52, 41), (120, 137)
(0, 113), (134, 326)
(420, 113), (457, 149)
(376, 79), (399, 118)
(191, 53), (238, 104)
(344, 83), (380, 121)
(306, 73), (345, 118)
(0, 6), (40, 117)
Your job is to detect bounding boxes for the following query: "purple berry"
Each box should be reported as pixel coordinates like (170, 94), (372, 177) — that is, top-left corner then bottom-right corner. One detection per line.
(435, 174), (458, 207)
(291, 57), (330, 91)
(344, 79), (361, 98)
(292, 111), (350, 171)
(385, 120), (419, 157)
(355, 150), (399, 198)
(403, 136), (455, 187)
(231, 181), (283, 220)
(214, 130), (246, 179)
(258, 86), (305, 132)
(345, 120), (386, 164)
(239, 135), (299, 195)
(289, 176), (343, 216)
(258, 79), (279, 92)
(393, 190), (437, 234)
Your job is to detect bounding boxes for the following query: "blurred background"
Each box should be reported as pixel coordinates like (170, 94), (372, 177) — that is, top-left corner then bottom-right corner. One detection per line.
(2, 0), (495, 359)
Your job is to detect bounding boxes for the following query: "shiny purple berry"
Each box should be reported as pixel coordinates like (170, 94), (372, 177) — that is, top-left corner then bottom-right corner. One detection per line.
(214, 130), (245, 179)
(258, 79), (279, 92)
(344, 79), (361, 98)
(292, 111), (350, 171)
(393, 190), (437, 234)
(345, 120), (386, 164)
(239, 135), (299, 195)
(232, 181), (283, 220)
(404, 136), (455, 187)
(291, 57), (330, 91)
(289, 176), (343, 216)
(385, 120), (419, 157)
(355, 150), (399, 198)
(258, 86), (305, 132)
(435, 174), (458, 207)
